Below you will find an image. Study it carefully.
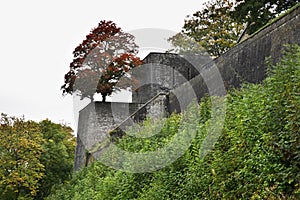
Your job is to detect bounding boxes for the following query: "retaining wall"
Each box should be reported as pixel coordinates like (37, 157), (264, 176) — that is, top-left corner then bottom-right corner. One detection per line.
(74, 5), (300, 170)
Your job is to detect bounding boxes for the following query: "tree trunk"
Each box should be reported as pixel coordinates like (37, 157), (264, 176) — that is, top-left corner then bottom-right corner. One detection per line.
(102, 94), (106, 102)
(90, 95), (94, 102)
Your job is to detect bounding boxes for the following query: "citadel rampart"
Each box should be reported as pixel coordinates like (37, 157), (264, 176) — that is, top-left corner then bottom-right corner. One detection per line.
(169, 5), (300, 113)
(74, 102), (142, 170)
(74, 5), (300, 170)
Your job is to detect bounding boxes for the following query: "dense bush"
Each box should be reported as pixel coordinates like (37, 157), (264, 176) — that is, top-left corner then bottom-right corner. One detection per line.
(47, 44), (300, 199)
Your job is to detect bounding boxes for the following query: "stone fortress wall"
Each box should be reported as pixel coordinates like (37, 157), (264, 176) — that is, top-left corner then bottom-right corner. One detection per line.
(74, 5), (300, 170)
(74, 102), (143, 170)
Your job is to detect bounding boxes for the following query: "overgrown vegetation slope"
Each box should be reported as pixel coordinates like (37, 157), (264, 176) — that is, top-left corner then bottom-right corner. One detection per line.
(48, 45), (300, 199)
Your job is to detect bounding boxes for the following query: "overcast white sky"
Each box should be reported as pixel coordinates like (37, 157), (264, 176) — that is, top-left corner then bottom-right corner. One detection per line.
(0, 0), (205, 131)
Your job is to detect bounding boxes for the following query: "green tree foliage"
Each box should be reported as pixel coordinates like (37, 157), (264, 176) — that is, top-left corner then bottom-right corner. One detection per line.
(231, 0), (300, 34)
(167, 32), (206, 54)
(175, 0), (243, 57)
(47, 45), (300, 199)
(0, 115), (44, 200)
(35, 120), (76, 199)
(0, 116), (76, 200)
(61, 20), (142, 102)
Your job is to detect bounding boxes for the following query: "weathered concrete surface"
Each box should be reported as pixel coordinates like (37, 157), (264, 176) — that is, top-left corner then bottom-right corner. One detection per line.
(110, 93), (169, 139)
(74, 102), (142, 170)
(132, 53), (211, 103)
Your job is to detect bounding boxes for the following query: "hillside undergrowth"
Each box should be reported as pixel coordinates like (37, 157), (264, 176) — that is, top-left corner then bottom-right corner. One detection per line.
(47, 44), (300, 200)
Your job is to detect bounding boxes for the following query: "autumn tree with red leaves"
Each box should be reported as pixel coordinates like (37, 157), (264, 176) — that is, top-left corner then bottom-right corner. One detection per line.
(61, 20), (142, 102)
